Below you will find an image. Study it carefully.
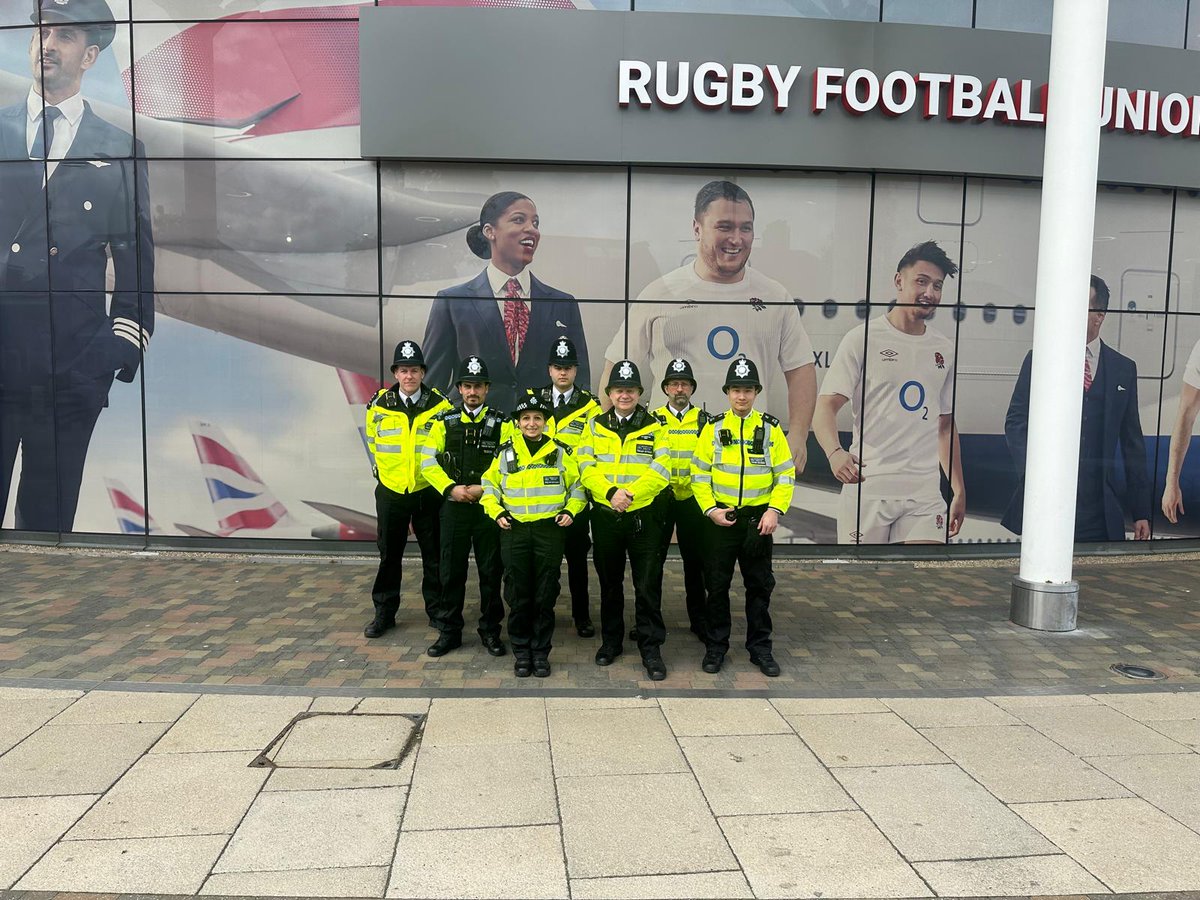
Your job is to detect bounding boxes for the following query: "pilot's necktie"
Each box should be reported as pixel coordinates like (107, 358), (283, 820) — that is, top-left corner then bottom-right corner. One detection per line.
(502, 278), (529, 364)
(1083, 355), (1093, 393)
(30, 106), (62, 161)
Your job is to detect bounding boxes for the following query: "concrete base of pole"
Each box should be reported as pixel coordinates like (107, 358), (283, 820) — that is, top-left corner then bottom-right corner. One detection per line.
(1010, 576), (1079, 631)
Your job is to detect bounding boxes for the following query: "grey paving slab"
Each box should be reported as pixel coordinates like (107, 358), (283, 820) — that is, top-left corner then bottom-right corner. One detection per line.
(558, 772), (736, 878)
(270, 714), (414, 768)
(388, 825), (567, 899)
(1093, 691), (1200, 721)
(0, 697), (75, 754)
(882, 697), (1019, 728)
(659, 698), (791, 736)
(784, 712), (949, 767)
(679, 734), (856, 816)
(986, 694), (1100, 710)
(68, 750), (267, 839)
(1088, 753), (1200, 832)
(0, 722), (166, 797)
(1149, 716), (1200, 749)
(203, 866), (389, 897)
(355, 697), (431, 714)
(308, 696), (362, 713)
(264, 758), (414, 792)
(214, 786), (406, 873)
(420, 698), (546, 747)
(403, 742), (556, 831)
(16, 834), (228, 893)
(771, 698), (890, 715)
(0, 794), (97, 889)
(835, 764), (1058, 862)
(0, 688), (83, 700)
(545, 697), (659, 710)
(1014, 797), (1200, 892)
(152, 694), (311, 754)
(920, 724), (1133, 803)
(1014, 704), (1191, 756)
(47, 690), (197, 725)
(720, 811), (931, 899)
(913, 855), (1107, 897)
(570, 871), (754, 899)
(548, 707), (687, 777)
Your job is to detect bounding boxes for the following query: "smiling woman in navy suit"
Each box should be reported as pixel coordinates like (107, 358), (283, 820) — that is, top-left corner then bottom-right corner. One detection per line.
(423, 191), (589, 412)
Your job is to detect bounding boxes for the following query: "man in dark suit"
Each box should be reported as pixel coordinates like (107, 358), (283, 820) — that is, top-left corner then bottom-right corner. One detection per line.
(0, 0), (153, 533)
(423, 269), (589, 412)
(1002, 275), (1150, 542)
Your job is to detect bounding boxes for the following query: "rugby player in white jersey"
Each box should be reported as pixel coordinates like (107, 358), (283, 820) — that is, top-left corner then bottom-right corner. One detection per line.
(599, 180), (816, 470)
(813, 240), (966, 544)
(1162, 338), (1200, 524)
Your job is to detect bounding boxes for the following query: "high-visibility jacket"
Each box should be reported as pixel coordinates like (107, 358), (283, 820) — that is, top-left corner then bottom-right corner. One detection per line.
(576, 407), (671, 513)
(481, 436), (587, 523)
(692, 409), (795, 514)
(529, 385), (601, 449)
(652, 404), (713, 501)
(366, 385), (452, 494)
(419, 405), (510, 495)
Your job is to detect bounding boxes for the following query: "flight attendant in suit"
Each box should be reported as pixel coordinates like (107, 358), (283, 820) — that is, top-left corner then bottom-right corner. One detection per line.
(1002, 275), (1151, 542)
(0, 0), (154, 532)
(423, 191), (589, 412)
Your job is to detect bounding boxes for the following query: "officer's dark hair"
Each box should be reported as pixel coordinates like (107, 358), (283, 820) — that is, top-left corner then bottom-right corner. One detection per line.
(1090, 274), (1111, 311)
(694, 181), (754, 221)
(896, 240), (959, 279)
(466, 191), (532, 259)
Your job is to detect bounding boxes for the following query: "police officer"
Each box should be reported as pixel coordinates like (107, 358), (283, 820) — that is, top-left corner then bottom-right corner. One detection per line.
(364, 340), (452, 639)
(652, 358), (712, 642)
(481, 394), (586, 678)
(533, 337), (602, 637)
(692, 355), (795, 677)
(578, 360), (672, 680)
(419, 356), (509, 658)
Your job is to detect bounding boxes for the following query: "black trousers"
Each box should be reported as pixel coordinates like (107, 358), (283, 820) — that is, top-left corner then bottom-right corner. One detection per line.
(432, 498), (504, 639)
(501, 517), (566, 657)
(564, 503), (592, 623)
(656, 493), (708, 635)
(703, 508), (775, 656)
(371, 483), (442, 624)
(591, 505), (665, 653)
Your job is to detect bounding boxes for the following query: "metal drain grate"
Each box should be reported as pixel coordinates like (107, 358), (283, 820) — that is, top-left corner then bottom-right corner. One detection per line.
(251, 711), (425, 770)
(1110, 663), (1166, 681)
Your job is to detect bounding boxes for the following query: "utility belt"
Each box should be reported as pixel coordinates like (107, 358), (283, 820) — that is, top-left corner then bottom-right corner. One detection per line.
(714, 503), (768, 524)
(438, 450), (490, 485)
(594, 503), (654, 533)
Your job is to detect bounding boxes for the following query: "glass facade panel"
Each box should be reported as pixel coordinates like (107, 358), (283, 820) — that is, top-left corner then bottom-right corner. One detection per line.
(635, 0), (878, 20)
(881, 0), (970, 27)
(1155, 310), (1200, 538)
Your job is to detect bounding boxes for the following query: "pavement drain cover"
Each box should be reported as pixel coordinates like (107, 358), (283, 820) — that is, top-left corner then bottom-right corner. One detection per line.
(251, 711), (424, 770)
(1110, 663), (1166, 681)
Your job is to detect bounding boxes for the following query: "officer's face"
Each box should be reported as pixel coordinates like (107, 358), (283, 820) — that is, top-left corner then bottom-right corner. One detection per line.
(693, 199), (754, 283)
(458, 380), (488, 408)
(727, 386), (758, 415)
(608, 386), (641, 416)
(663, 379), (694, 410)
(519, 411), (545, 438)
(484, 199), (539, 275)
(1086, 288), (1107, 343)
(894, 260), (946, 321)
(392, 365), (423, 395)
(30, 25), (97, 100)
(549, 364), (576, 391)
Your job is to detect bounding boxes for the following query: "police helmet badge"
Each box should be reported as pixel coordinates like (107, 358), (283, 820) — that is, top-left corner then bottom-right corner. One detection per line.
(556, 339), (570, 359)
(618, 361), (633, 379)
(467, 357), (482, 375)
(400, 342), (415, 359)
(734, 358), (750, 379)
(672, 359), (686, 372)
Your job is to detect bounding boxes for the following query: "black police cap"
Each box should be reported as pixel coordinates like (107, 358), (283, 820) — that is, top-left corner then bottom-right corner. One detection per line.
(661, 357), (697, 391)
(606, 359), (644, 392)
(456, 356), (491, 385)
(391, 340), (426, 370)
(513, 393), (550, 418)
(723, 355), (763, 392)
(31, 0), (116, 51)
(548, 336), (579, 366)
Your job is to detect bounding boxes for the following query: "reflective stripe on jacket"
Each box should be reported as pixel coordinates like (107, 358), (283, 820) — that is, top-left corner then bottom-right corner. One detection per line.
(652, 404), (711, 501)
(366, 386), (452, 493)
(691, 409), (795, 513)
(481, 437), (587, 523)
(576, 407), (670, 513)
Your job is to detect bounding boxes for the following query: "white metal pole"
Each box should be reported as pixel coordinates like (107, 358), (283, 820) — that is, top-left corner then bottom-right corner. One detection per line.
(1011, 0), (1109, 630)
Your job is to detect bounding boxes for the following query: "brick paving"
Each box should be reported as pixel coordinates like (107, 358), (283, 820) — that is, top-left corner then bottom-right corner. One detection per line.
(0, 544), (1197, 695)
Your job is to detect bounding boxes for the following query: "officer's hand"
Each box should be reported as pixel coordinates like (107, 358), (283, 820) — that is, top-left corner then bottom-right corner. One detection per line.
(948, 493), (966, 537)
(497, 515), (513, 531)
(1162, 482), (1184, 524)
(828, 448), (863, 484)
(787, 432), (808, 474)
(555, 512), (574, 527)
(449, 485), (475, 503)
(758, 509), (779, 535)
(466, 484), (484, 502)
(1133, 519), (1151, 541)
(611, 489), (634, 512)
(708, 508), (735, 527)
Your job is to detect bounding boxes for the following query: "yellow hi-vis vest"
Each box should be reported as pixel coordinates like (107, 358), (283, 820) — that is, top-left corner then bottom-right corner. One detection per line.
(481, 437), (587, 523)
(577, 407), (671, 513)
(691, 409), (795, 514)
(532, 385), (601, 449)
(652, 404), (713, 501)
(366, 385), (452, 494)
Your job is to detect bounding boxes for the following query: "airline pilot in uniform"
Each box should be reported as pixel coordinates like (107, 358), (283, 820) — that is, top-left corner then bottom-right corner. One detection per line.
(1, 0), (154, 532)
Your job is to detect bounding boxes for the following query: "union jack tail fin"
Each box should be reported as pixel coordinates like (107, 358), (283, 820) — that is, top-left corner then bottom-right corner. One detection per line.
(336, 368), (383, 462)
(104, 477), (161, 535)
(189, 420), (292, 535)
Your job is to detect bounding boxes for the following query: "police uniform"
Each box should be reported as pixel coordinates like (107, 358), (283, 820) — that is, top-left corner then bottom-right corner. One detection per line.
(1, 0), (153, 533)
(481, 394), (586, 677)
(534, 337), (601, 635)
(419, 356), (509, 657)
(692, 356), (795, 676)
(652, 358), (712, 640)
(577, 360), (672, 680)
(364, 341), (453, 638)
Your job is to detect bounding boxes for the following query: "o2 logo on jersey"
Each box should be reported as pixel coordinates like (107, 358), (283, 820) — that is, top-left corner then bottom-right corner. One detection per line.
(898, 380), (929, 420)
(707, 326), (740, 360)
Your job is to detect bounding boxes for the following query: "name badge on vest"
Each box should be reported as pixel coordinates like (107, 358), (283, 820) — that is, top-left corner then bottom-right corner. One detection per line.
(636, 443), (653, 455)
(749, 456), (767, 466)
(543, 475), (561, 485)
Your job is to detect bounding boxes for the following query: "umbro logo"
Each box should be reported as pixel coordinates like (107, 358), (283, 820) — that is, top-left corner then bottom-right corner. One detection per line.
(879, 349), (898, 361)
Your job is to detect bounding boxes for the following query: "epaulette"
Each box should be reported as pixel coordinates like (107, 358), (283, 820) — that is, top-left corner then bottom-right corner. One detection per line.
(761, 413), (781, 427)
(653, 412), (667, 426)
(499, 439), (514, 452)
(698, 409), (715, 424)
(577, 389), (596, 401)
(552, 437), (571, 453)
(427, 387), (449, 406)
(436, 407), (458, 421)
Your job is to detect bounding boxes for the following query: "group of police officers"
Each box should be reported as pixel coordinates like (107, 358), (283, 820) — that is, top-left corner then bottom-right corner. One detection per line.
(363, 335), (795, 681)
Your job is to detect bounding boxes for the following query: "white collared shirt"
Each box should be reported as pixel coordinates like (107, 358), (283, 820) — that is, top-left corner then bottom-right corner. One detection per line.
(552, 387), (574, 408)
(669, 403), (692, 420)
(398, 388), (422, 407)
(1085, 338), (1101, 382)
(26, 88), (84, 181)
(462, 405), (482, 420)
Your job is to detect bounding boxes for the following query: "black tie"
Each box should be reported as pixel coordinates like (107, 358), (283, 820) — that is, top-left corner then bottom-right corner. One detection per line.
(556, 394), (564, 408)
(31, 106), (62, 161)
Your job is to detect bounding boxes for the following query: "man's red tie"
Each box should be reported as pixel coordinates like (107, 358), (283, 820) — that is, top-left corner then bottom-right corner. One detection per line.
(1083, 356), (1093, 392)
(502, 278), (528, 364)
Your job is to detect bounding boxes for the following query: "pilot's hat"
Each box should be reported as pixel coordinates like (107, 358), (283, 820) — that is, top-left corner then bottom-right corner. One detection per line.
(31, 0), (116, 51)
